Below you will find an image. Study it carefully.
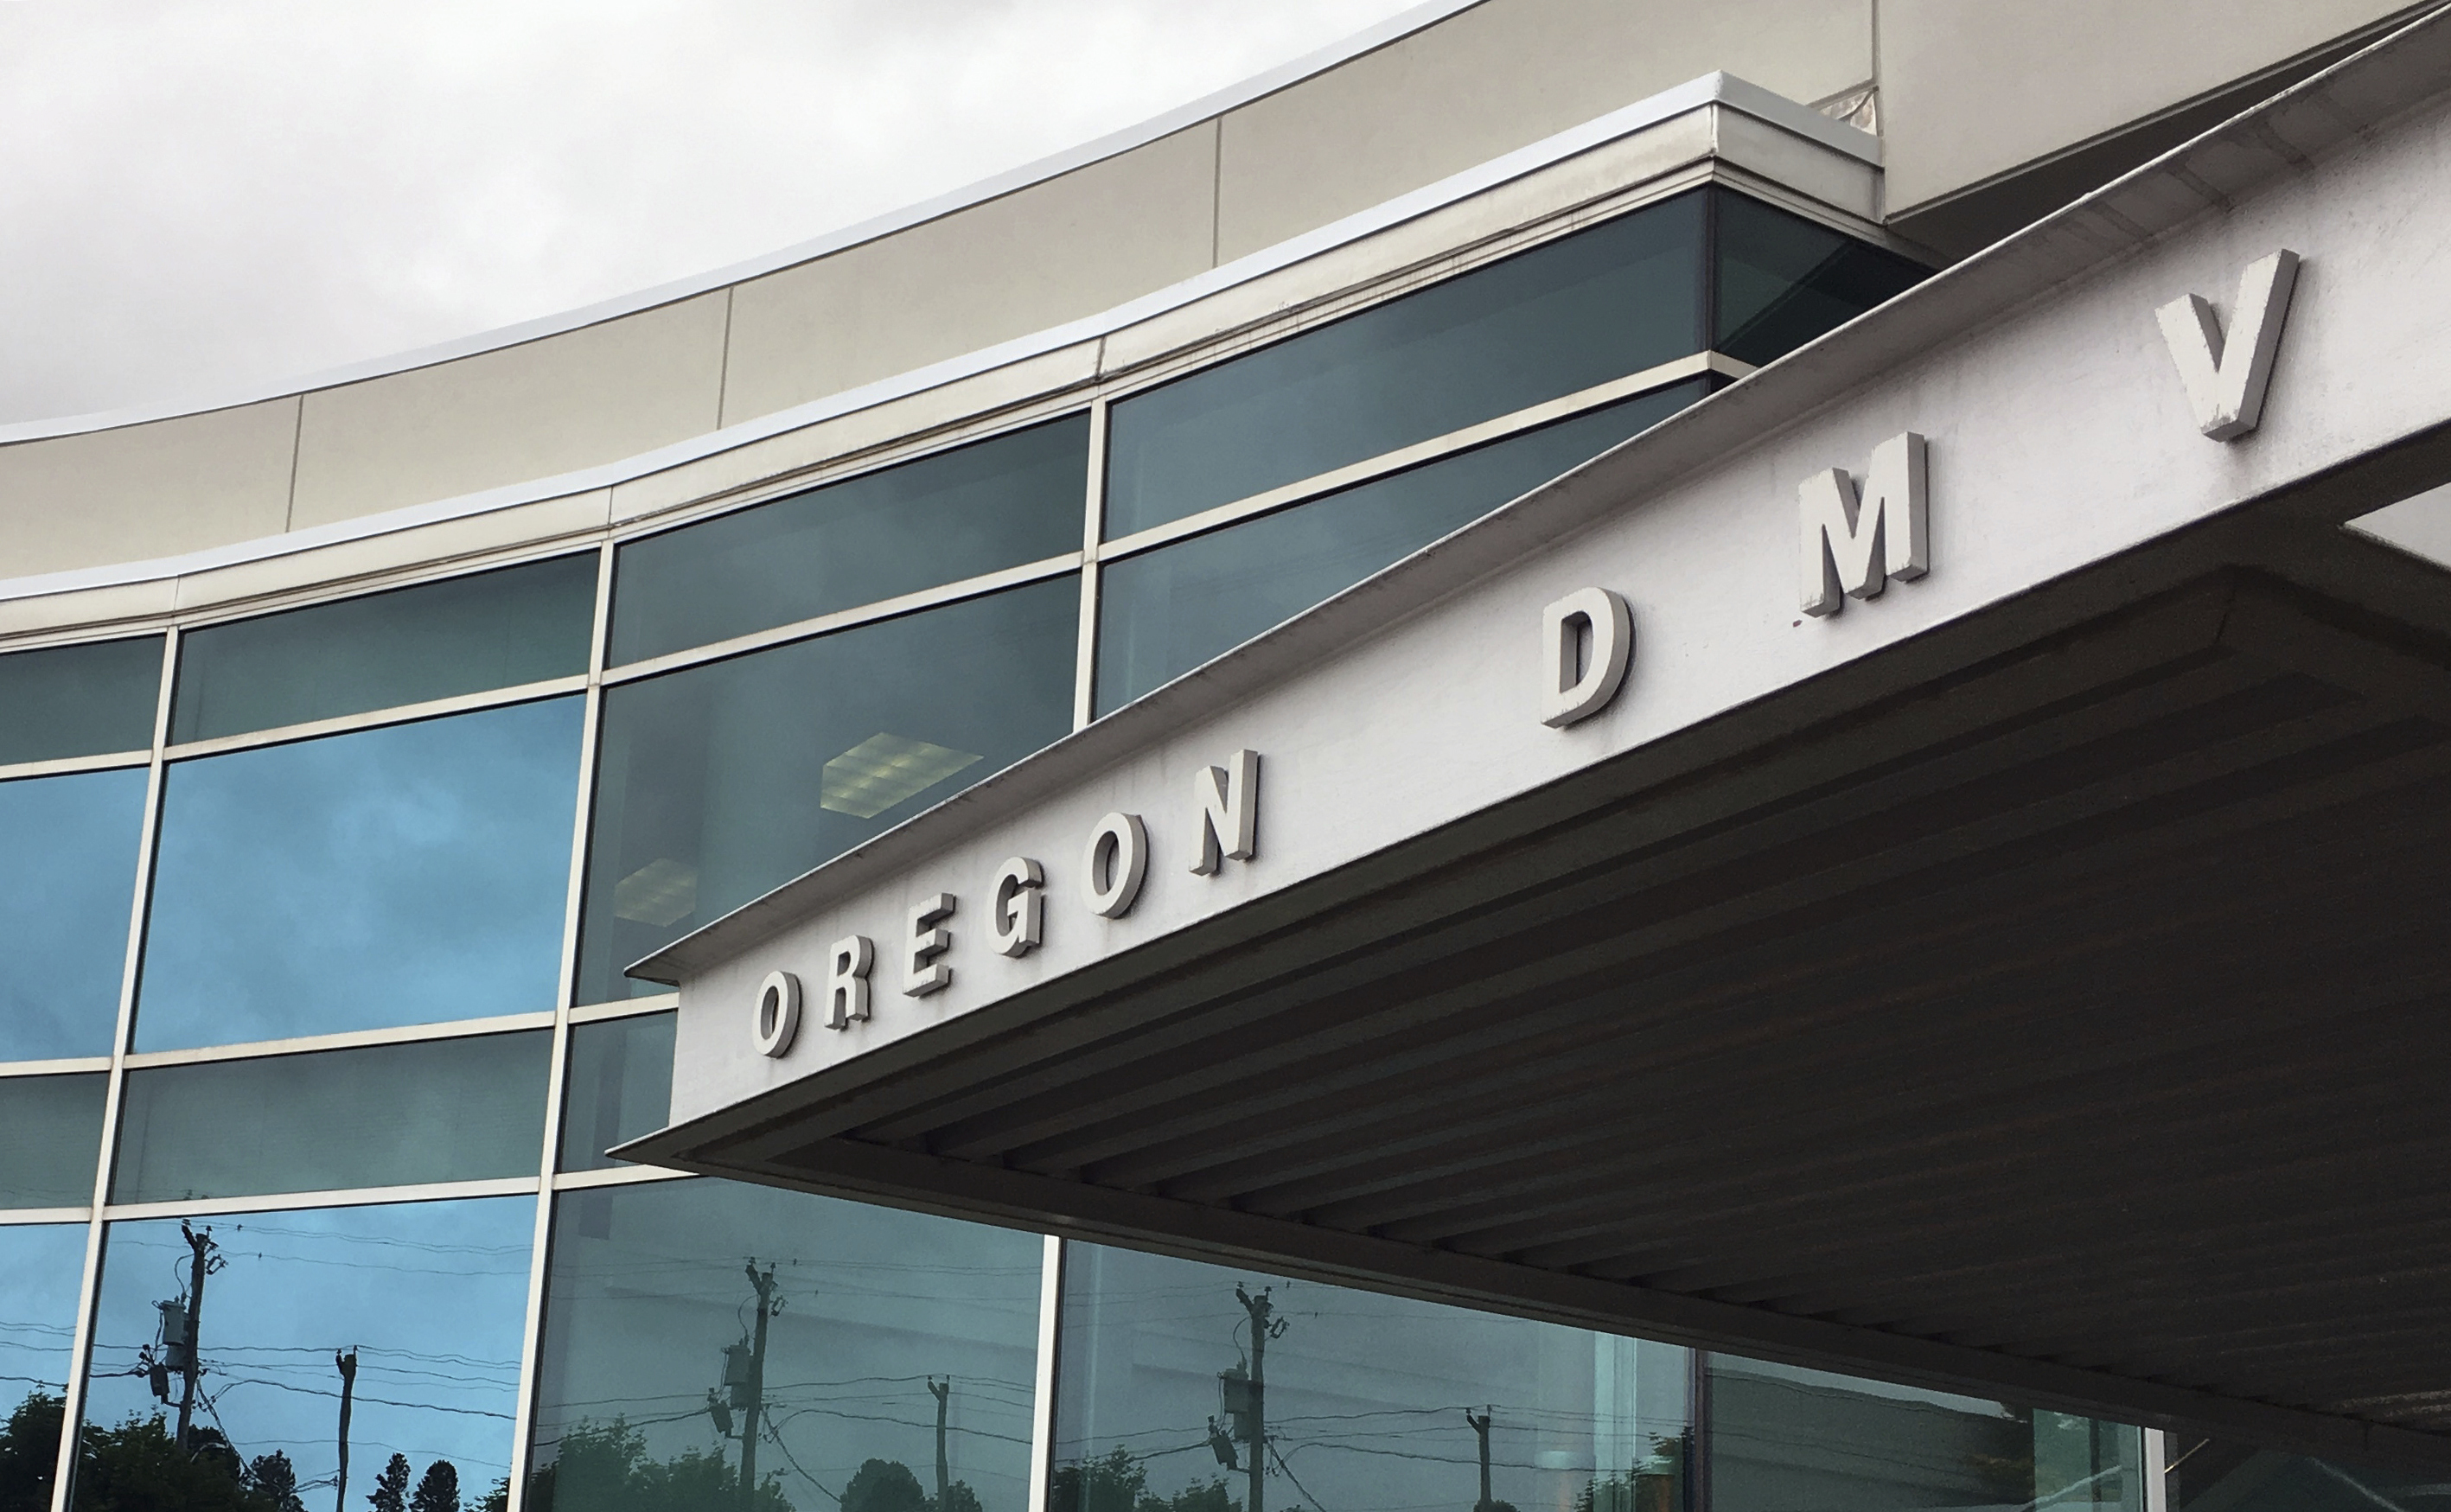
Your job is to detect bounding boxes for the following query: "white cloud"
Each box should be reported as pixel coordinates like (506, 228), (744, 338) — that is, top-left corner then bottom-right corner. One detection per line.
(0, 0), (1430, 423)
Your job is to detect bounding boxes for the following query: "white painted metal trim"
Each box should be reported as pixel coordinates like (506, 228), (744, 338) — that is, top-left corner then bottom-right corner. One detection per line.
(0, 1056), (112, 1078)
(119, 1011), (558, 1069)
(0, 1208), (91, 1228)
(99, 1176), (541, 1222)
(161, 673), (590, 762)
(0, 749), (151, 783)
(1025, 1234), (1066, 1512)
(548, 1164), (693, 1191)
(567, 993), (680, 1024)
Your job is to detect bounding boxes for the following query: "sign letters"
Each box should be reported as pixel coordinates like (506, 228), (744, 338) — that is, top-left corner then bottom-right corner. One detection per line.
(2156, 249), (2299, 441)
(1800, 431), (1928, 616)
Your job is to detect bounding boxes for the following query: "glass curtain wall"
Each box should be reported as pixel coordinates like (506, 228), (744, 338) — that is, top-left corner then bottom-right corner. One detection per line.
(0, 182), (1979, 1512)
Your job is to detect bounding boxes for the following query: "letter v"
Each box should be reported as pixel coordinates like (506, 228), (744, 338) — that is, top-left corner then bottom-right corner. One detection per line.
(2155, 250), (2300, 441)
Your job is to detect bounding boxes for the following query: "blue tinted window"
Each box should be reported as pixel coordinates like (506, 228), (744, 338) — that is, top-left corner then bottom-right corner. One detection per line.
(0, 1222), (86, 1473)
(79, 1198), (532, 1511)
(0, 1072), (105, 1208)
(1098, 381), (1707, 713)
(531, 1180), (1040, 1512)
(170, 554), (596, 743)
(0, 636), (160, 765)
(558, 1012), (674, 1171)
(611, 415), (1088, 665)
(112, 1033), (552, 1203)
(1104, 191), (1705, 538)
(137, 698), (584, 1049)
(1714, 188), (1927, 367)
(579, 577), (1078, 1004)
(0, 767), (147, 1061)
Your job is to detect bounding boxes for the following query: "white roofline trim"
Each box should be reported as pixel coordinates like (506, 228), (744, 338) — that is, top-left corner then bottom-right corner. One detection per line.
(0, 73), (1872, 609)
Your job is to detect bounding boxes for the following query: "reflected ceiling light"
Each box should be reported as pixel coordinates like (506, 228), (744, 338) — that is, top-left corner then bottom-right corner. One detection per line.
(615, 857), (699, 927)
(821, 733), (982, 820)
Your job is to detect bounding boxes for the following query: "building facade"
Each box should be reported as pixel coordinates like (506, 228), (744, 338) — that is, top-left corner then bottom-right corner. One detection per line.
(7, 5), (2451, 1512)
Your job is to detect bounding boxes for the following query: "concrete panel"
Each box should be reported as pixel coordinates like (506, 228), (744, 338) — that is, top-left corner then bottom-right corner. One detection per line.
(1214, 0), (1872, 263)
(289, 292), (727, 528)
(722, 124), (1216, 426)
(1880, 0), (2418, 214)
(0, 398), (297, 581)
(0, 578), (178, 641)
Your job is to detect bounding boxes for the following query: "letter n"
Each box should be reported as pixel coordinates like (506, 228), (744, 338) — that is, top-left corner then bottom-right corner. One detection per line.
(1189, 750), (1260, 875)
(1801, 431), (1928, 617)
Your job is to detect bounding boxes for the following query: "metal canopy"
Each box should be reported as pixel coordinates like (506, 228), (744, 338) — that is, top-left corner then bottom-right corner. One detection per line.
(624, 12), (2451, 1472)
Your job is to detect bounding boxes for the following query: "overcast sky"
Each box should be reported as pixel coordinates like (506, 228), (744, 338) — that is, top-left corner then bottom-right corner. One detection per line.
(0, 0), (1431, 426)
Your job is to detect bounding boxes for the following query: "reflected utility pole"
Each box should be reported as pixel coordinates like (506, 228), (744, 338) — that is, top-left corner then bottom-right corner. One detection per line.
(335, 1349), (359, 1512)
(930, 1378), (952, 1507)
(1233, 1286), (1286, 1512)
(1465, 1408), (1495, 1512)
(172, 1222), (222, 1453)
(720, 1262), (781, 1512)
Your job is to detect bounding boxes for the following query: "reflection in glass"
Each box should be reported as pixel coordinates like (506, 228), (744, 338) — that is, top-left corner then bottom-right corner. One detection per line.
(1707, 1356), (2142, 1512)
(0, 767), (147, 1061)
(611, 415), (1089, 666)
(558, 1012), (676, 1171)
(137, 697), (584, 1049)
(0, 1223), (87, 1506)
(0, 635), (162, 766)
(1097, 381), (1707, 713)
(0, 1073), (106, 1209)
(1714, 191), (1927, 369)
(77, 1197), (532, 1511)
(112, 1032), (551, 1204)
(530, 1179), (1040, 1512)
(170, 554), (596, 743)
(578, 577), (1078, 1004)
(2168, 1432), (2451, 1512)
(1056, 1243), (1693, 1512)
(1104, 191), (1705, 538)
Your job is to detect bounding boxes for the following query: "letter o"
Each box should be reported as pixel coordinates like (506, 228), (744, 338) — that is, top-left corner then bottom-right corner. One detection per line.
(1082, 813), (1149, 919)
(752, 969), (802, 1058)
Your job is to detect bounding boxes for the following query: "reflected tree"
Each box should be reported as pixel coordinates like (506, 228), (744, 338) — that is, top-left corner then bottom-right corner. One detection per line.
(845, 1459), (926, 1512)
(410, 1460), (461, 1512)
(0, 1393), (64, 1512)
(526, 1419), (790, 1512)
(246, 1452), (306, 1512)
(371, 1452), (412, 1512)
(1049, 1447), (1239, 1512)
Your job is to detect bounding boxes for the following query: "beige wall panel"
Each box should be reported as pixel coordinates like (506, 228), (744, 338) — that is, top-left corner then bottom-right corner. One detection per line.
(1214, 0), (1871, 263)
(289, 292), (727, 528)
(174, 489), (612, 616)
(615, 342), (1101, 529)
(1880, 0), (2418, 213)
(0, 578), (179, 641)
(0, 398), (298, 582)
(722, 125), (1215, 426)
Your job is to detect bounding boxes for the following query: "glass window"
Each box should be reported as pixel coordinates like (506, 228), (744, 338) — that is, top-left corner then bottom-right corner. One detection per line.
(137, 696), (584, 1050)
(1713, 191), (1927, 369)
(112, 1032), (550, 1204)
(0, 767), (148, 1062)
(611, 415), (1090, 666)
(77, 1196), (532, 1512)
(0, 635), (161, 765)
(0, 1073), (106, 1209)
(529, 1178), (1041, 1512)
(578, 576), (1078, 1005)
(1105, 191), (1707, 539)
(2168, 1433), (2450, 1512)
(170, 554), (596, 743)
(1097, 380), (1707, 714)
(1055, 1243), (1694, 1512)
(558, 1012), (676, 1171)
(0, 1222), (88, 1504)
(1707, 1356), (2142, 1512)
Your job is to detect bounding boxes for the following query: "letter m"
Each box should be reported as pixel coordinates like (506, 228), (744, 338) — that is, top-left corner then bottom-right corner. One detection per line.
(1800, 431), (1928, 617)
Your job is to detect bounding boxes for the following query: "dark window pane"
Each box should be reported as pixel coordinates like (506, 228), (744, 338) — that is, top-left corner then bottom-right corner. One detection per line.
(579, 577), (1078, 1004)
(0, 1073), (105, 1208)
(531, 1179), (1041, 1512)
(0, 767), (147, 1061)
(2171, 1435), (2448, 1512)
(1056, 1243), (1693, 1512)
(1707, 1356), (2141, 1512)
(1097, 381), (1706, 713)
(112, 1032), (550, 1203)
(0, 636), (160, 764)
(170, 554), (596, 742)
(612, 415), (1089, 665)
(79, 1197), (532, 1510)
(0, 1222), (87, 1477)
(137, 697), (583, 1049)
(1106, 191), (1707, 538)
(558, 1011), (675, 1171)
(1714, 189), (1927, 368)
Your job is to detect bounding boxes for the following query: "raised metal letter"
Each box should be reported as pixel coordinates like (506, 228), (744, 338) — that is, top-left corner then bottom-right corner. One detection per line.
(1082, 813), (1149, 919)
(1538, 588), (1632, 727)
(1189, 750), (1261, 875)
(990, 857), (1045, 957)
(751, 969), (801, 1058)
(902, 893), (955, 997)
(1801, 431), (1928, 617)
(824, 935), (873, 1029)
(2156, 250), (2299, 441)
